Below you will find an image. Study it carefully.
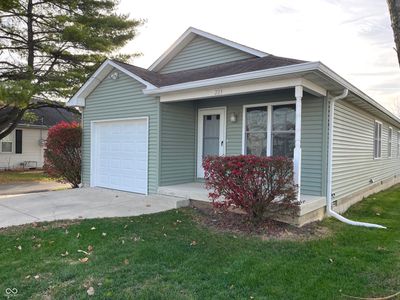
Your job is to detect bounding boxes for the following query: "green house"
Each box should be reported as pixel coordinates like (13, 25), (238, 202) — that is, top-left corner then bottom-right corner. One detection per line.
(67, 27), (400, 226)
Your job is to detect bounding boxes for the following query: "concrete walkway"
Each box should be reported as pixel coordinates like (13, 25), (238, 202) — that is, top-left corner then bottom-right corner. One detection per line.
(0, 188), (186, 228)
(0, 181), (70, 196)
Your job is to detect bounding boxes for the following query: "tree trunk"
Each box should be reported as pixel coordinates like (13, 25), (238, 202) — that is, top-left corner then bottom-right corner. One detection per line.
(388, 0), (400, 66)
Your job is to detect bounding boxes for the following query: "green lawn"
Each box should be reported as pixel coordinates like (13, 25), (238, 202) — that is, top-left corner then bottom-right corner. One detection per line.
(0, 170), (52, 184)
(1, 186), (399, 299)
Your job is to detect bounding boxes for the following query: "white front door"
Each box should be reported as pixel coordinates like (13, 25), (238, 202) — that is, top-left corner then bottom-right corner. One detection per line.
(91, 118), (148, 194)
(197, 108), (226, 178)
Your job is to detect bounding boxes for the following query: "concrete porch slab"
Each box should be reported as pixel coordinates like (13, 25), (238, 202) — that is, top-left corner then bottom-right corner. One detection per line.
(158, 182), (327, 219)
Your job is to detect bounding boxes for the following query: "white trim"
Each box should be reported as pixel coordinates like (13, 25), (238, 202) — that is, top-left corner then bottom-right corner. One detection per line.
(197, 107), (226, 178)
(67, 59), (156, 107)
(388, 126), (393, 158)
(148, 27), (268, 72)
(0, 130), (14, 153)
(90, 116), (149, 195)
(397, 131), (400, 158)
(241, 101), (296, 155)
(373, 120), (382, 160)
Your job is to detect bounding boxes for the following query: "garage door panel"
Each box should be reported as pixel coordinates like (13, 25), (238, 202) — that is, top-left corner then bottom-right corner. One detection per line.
(92, 118), (148, 194)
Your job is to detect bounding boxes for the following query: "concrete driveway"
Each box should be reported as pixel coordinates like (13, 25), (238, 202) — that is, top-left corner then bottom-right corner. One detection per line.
(0, 188), (187, 228)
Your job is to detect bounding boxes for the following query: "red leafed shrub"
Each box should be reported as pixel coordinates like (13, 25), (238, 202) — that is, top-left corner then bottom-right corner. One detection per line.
(44, 121), (81, 188)
(203, 155), (299, 224)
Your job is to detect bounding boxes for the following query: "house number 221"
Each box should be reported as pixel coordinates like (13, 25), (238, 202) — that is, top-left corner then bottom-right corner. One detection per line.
(214, 89), (223, 96)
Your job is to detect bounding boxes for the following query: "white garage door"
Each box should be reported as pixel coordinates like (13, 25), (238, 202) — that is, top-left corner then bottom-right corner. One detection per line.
(92, 118), (148, 194)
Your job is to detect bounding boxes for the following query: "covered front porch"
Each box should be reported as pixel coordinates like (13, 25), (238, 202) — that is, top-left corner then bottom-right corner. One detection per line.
(158, 182), (327, 226)
(155, 76), (329, 225)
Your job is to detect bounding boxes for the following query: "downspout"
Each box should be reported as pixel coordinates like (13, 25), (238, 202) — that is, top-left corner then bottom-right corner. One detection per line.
(327, 89), (386, 229)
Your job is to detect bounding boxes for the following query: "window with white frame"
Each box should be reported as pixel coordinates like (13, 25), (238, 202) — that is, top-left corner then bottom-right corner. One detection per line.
(1, 133), (13, 153)
(272, 105), (295, 157)
(244, 103), (295, 158)
(388, 127), (393, 158)
(397, 131), (400, 158)
(373, 121), (382, 159)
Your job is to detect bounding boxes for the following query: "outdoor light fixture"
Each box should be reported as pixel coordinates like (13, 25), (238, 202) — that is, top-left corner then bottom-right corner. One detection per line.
(110, 71), (119, 80)
(230, 112), (237, 123)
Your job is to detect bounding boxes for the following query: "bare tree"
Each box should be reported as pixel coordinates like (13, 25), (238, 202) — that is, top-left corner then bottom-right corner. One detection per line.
(387, 0), (400, 66)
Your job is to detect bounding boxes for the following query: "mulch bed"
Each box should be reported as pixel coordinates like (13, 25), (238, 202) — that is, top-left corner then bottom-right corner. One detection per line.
(191, 201), (330, 241)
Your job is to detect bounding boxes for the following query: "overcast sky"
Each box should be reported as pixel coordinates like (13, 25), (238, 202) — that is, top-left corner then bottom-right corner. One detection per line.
(118, 0), (399, 112)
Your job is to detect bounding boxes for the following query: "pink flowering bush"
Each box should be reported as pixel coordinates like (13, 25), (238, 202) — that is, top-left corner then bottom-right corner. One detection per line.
(44, 121), (81, 188)
(203, 155), (299, 224)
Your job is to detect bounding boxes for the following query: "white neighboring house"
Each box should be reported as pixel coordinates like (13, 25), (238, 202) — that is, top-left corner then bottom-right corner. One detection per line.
(0, 107), (79, 170)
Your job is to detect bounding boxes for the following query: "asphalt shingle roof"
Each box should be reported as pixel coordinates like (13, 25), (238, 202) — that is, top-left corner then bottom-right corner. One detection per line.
(112, 55), (307, 88)
(0, 106), (80, 128)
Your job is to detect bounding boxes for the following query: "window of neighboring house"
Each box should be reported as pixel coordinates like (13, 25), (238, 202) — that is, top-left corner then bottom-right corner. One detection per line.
(398, 131), (400, 158)
(388, 127), (393, 158)
(1, 133), (13, 153)
(244, 103), (295, 158)
(373, 121), (382, 159)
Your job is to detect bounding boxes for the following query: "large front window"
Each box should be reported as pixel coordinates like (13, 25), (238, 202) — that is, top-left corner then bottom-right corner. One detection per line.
(244, 103), (295, 158)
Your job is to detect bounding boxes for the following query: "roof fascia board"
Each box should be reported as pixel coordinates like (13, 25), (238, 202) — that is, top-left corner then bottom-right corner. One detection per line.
(67, 60), (156, 107)
(316, 63), (400, 125)
(148, 27), (269, 72)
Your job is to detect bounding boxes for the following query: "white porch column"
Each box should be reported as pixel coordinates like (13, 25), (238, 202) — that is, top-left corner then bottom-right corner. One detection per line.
(294, 85), (303, 201)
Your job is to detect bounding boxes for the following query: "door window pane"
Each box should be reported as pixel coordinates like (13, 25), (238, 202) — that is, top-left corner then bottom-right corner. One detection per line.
(203, 114), (220, 157)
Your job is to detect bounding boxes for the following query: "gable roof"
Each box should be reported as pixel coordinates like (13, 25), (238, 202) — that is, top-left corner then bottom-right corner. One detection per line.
(112, 55), (306, 87)
(148, 27), (269, 72)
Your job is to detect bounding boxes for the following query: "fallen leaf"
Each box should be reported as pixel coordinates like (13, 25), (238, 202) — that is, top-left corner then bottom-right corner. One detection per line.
(87, 286), (95, 296)
(79, 257), (89, 263)
(329, 258), (334, 263)
(65, 230), (69, 234)
(163, 233), (167, 237)
(78, 249), (89, 255)
(35, 244), (41, 248)
(88, 245), (94, 252)
(91, 227), (96, 230)
(121, 240), (125, 245)
(190, 240), (197, 246)
(123, 259), (129, 265)
(61, 251), (69, 257)
(25, 275), (31, 279)
(76, 233), (81, 239)
(17, 245), (22, 251)
(34, 274), (40, 280)
(124, 225), (128, 229)
(102, 232), (107, 236)
(176, 220), (182, 223)
(376, 212), (381, 216)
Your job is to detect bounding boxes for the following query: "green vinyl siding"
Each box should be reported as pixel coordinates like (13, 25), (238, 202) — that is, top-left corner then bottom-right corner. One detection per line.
(159, 36), (255, 74)
(159, 101), (196, 185)
(160, 89), (326, 196)
(82, 69), (159, 193)
(332, 100), (400, 199)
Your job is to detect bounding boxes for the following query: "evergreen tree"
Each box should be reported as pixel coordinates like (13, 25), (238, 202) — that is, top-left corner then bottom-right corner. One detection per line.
(0, 0), (142, 139)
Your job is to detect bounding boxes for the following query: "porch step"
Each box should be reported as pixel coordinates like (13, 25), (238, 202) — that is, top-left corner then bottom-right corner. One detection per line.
(158, 183), (211, 202)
